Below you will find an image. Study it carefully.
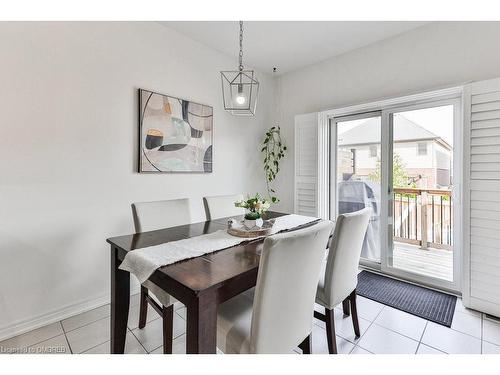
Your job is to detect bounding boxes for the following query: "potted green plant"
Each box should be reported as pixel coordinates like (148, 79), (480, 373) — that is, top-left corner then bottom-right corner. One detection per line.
(262, 126), (286, 203)
(234, 193), (272, 229)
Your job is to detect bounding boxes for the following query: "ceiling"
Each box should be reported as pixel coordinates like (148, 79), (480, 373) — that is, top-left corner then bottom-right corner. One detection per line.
(161, 21), (429, 74)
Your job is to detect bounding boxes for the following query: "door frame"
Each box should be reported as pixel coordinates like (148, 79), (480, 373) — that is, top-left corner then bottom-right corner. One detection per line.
(322, 86), (463, 294)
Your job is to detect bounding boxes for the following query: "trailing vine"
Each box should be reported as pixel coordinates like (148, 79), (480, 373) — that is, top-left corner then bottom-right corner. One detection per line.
(261, 126), (287, 203)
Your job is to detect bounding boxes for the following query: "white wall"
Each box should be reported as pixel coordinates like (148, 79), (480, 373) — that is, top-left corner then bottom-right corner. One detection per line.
(0, 22), (275, 339)
(276, 22), (500, 213)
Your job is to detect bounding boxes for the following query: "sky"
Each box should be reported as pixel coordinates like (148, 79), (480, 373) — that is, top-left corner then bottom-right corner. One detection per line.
(337, 104), (454, 147)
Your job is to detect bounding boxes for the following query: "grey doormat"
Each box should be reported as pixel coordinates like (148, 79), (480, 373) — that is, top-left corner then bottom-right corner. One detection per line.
(357, 270), (457, 327)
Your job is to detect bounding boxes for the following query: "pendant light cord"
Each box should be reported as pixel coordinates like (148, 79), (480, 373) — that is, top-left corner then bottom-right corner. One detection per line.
(239, 21), (244, 71)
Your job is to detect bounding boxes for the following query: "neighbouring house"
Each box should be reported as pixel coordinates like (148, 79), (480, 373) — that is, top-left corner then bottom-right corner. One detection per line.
(338, 115), (452, 189)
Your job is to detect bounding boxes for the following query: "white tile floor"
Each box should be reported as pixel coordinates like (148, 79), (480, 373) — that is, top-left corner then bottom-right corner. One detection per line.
(1, 294), (500, 354)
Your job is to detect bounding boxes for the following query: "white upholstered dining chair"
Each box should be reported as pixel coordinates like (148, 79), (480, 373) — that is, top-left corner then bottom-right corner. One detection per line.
(216, 220), (335, 354)
(131, 198), (191, 354)
(203, 194), (245, 220)
(314, 207), (371, 354)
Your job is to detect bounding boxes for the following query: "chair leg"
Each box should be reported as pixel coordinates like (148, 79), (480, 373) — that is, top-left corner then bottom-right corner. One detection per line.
(298, 334), (311, 354)
(324, 308), (338, 354)
(342, 299), (350, 316)
(349, 290), (361, 338)
(138, 285), (148, 329)
(162, 305), (174, 354)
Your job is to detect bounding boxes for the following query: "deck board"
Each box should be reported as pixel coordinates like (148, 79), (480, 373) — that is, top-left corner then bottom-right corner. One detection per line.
(393, 242), (453, 281)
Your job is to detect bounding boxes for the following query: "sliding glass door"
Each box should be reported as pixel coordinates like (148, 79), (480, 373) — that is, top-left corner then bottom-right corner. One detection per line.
(331, 112), (382, 265)
(383, 101), (460, 291)
(330, 99), (461, 292)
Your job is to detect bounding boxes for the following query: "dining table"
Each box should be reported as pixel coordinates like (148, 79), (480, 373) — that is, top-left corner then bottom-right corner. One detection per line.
(106, 211), (322, 354)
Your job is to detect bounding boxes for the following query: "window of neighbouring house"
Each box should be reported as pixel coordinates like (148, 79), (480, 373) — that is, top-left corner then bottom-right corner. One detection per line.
(369, 145), (377, 157)
(417, 142), (427, 156)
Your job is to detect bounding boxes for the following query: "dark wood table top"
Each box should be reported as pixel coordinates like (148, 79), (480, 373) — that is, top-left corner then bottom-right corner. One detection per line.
(106, 211), (292, 293)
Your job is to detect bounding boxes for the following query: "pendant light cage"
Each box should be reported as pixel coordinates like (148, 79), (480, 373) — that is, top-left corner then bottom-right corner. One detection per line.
(221, 21), (259, 116)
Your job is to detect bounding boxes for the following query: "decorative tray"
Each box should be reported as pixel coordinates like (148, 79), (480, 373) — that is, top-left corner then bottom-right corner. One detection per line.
(227, 218), (276, 238)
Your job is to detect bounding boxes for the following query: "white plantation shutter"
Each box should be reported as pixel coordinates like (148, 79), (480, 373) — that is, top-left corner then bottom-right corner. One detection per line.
(464, 77), (500, 316)
(294, 113), (319, 216)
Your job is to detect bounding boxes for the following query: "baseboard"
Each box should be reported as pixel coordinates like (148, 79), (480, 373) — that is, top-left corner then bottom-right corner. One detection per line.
(0, 287), (140, 342)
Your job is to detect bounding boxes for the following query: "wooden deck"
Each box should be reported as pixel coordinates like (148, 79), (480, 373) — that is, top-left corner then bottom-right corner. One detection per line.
(393, 242), (453, 282)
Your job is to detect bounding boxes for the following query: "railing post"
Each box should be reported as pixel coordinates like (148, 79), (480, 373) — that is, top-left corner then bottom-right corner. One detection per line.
(420, 191), (428, 250)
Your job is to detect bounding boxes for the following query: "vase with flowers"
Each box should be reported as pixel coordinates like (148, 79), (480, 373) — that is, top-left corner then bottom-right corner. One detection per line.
(234, 193), (272, 229)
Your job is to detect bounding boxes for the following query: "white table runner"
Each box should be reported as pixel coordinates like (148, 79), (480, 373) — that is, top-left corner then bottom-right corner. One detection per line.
(119, 214), (319, 283)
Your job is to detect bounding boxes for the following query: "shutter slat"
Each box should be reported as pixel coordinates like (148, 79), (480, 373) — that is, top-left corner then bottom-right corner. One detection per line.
(471, 154), (500, 163)
(471, 118), (500, 130)
(471, 145), (500, 155)
(471, 245), (500, 259)
(471, 218), (500, 232)
(470, 200), (500, 212)
(471, 209), (500, 221)
(471, 109), (500, 122)
(471, 227), (500, 241)
(471, 162), (500, 172)
(471, 101), (500, 113)
(470, 136), (500, 146)
(470, 180), (500, 191)
(471, 91), (500, 104)
(470, 190), (500, 202)
(471, 127), (500, 138)
(471, 171), (500, 179)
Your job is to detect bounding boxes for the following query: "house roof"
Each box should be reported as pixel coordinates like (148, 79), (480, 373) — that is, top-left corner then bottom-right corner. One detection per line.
(338, 115), (450, 148)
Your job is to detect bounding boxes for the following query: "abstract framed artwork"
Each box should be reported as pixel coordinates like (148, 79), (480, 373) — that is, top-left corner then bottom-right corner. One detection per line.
(138, 89), (213, 173)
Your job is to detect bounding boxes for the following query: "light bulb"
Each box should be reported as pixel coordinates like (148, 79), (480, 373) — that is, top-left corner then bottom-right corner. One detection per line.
(234, 83), (247, 106)
(235, 93), (247, 105)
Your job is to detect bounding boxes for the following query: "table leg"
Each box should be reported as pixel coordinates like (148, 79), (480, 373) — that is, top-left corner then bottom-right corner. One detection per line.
(186, 290), (217, 354)
(110, 245), (130, 354)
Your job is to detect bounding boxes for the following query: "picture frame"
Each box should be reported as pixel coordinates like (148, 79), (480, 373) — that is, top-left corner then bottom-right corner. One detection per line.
(138, 88), (213, 173)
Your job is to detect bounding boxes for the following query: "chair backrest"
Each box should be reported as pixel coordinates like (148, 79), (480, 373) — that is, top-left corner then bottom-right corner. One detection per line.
(323, 208), (371, 307)
(203, 194), (245, 220)
(131, 198), (191, 233)
(249, 220), (334, 353)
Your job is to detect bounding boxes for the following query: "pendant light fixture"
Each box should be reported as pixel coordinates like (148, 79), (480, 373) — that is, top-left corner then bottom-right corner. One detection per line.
(221, 21), (259, 116)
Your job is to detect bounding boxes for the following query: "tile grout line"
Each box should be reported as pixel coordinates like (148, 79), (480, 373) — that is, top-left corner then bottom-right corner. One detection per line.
(416, 341), (447, 354)
(61, 298), (149, 335)
(129, 327), (150, 354)
(354, 305), (386, 352)
(175, 310), (185, 321)
(480, 313), (483, 354)
(15, 323), (67, 352)
(80, 338), (109, 354)
(60, 322), (74, 354)
(63, 314), (111, 335)
(331, 310), (482, 343)
(79, 327), (126, 355)
(415, 321), (428, 354)
(60, 304), (113, 332)
(63, 334), (73, 354)
(370, 321), (423, 344)
(438, 311), (483, 340)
